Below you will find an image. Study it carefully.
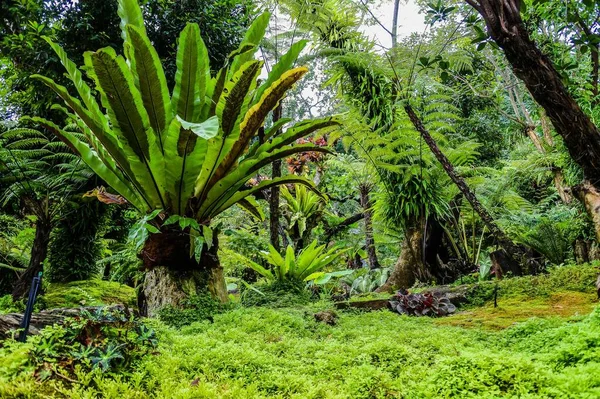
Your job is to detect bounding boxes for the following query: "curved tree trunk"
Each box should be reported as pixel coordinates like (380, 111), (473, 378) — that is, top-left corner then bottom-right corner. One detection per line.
(467, 0), (600, 228)
(138, 228), (227, 317)
(573, 181), (600, 242)
(377, 223), (425, 293)
(12, 219), (51, 300)
(405, 105), (536, 272)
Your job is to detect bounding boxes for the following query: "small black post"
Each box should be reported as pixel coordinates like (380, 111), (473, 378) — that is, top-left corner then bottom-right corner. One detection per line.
(18, 272), (42, 342)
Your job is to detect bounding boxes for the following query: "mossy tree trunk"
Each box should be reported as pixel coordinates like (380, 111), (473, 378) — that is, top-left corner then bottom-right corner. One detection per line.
(377, 221), (426, 293)
(138, 228), (227, 317)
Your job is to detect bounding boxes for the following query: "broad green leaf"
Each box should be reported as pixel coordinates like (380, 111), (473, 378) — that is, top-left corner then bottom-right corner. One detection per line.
(203, 61), (262, 191)
(237, 196), (264, 220)
(126, 25), (171, 142)
(198, 144), (331, 218)
(31, 74), (154, 206)
(254, 116), (340, 155)
(283, 245), (295, 279)
(37, 121), (147, 210)
(86, 47), (165, 208)
(43, 38), (106, 125)
(212, 175), (320, 217)
(228, 12), (270, 76)
(202, 225), (213, 250)
(163, 117), (215, 213)
(253, 39), (307, 104)
(172, 23), (208, 123)
(117, 0), (145, 42)
(176, 115), (219, 139)
(247, 259), (274, 280)
(231, 67), (309, 166)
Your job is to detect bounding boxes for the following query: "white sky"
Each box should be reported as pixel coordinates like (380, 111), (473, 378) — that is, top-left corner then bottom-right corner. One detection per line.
(361, 0), (426, 49)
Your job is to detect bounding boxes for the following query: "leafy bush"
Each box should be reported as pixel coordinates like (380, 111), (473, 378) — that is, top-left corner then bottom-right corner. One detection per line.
(158, 293), (233, 328)
(247, 240), (348, 284)
(343, 267), (391, 295)
(0, 307), (156, 385)
(0, 295), (23, 315)
(389, 290), (457, 317)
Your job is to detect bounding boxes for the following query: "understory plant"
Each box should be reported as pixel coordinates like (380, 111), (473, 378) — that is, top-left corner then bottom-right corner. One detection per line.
(388, 290), (457, 317)
(247, 240), (348, 285)
(343, 267), (391, 295)
(0, 307), (156, 381)
(33, 0), (340, 314)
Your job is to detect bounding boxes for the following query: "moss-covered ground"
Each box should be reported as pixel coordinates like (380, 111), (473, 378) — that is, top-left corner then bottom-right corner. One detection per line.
(41, 279), (136, 309)
(1, 265), (599, 398)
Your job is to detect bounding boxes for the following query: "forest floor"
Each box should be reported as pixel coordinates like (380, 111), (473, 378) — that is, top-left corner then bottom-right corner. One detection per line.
(2, 265), (600, 398)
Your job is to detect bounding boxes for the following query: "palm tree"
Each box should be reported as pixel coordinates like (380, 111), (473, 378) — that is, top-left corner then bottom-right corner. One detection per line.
(33, 0), (340, 315)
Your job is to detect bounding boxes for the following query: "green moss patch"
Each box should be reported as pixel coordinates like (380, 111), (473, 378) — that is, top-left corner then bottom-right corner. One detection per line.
(41, 280), (136, 309)
(436, 291), (598, 330)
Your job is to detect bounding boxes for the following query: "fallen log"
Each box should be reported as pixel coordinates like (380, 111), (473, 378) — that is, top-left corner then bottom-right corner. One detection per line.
(334, 285), (471, 312)
(0, 304), (135, 339)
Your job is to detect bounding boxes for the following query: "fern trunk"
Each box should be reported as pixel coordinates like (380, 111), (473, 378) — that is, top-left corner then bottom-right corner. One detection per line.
(138, 228), (227, 317)
(359, 183), (379, 269)
(12, 219), (51, 300)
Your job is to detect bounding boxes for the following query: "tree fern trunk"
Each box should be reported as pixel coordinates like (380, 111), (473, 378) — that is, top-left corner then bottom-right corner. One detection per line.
(270, 104), (283, 252)
(12, 219), (51, 300)
(377, 222), (424, 292)
(359, 182), (379, 269)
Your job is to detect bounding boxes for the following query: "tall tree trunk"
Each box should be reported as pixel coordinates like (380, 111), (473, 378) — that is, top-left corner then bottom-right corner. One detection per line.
(377, 221), (425, 292)
(404, 104), (534, 271)
(138, 228), (227, 317)
(270, 104), (283, 252)
(12, 219), (51, 300)
(391, 0), (400, 48)
(467, 0), (600, 187)
(359, 182), (379, 269)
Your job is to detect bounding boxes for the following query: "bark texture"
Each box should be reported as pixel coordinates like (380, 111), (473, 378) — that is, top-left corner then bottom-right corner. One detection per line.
(573, 181), (600, 242)
(405, 104), (535, 271)
(138, 229), (227, 317)
(269, 104), (283, 252)
(377, 225), (424, 292)
(467, 0), (600, 187)
(12, 219), (51, 300)
(359, 182), (380, 269)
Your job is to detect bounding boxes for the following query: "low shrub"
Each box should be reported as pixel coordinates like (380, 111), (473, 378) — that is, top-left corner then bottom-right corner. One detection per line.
(158, 293), (233, 328)
(0, 307), (156, 394)
(389, 290), (456, 317)
(0, 295), (23, 315)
